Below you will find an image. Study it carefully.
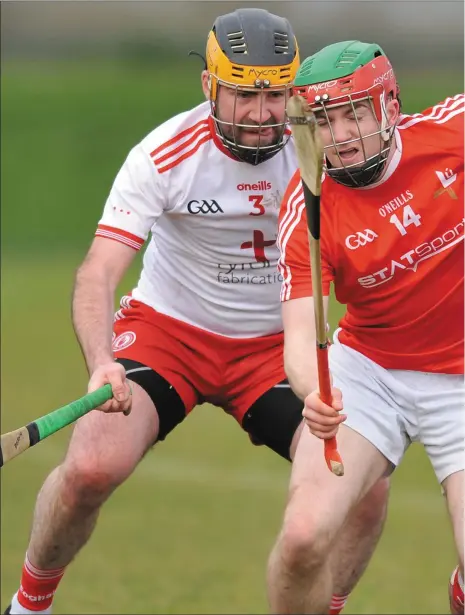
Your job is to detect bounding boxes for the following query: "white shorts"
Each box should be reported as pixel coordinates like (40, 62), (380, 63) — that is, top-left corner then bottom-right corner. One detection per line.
(329, 331), (465, 484)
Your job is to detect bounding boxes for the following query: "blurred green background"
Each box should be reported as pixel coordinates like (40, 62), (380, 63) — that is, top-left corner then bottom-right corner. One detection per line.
(1, 2), (463, 614)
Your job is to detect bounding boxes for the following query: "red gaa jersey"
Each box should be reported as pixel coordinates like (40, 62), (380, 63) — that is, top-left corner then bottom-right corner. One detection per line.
(278, 95), (464, 373)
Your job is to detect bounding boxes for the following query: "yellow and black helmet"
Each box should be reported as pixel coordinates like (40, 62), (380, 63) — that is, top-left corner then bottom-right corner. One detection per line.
(205, 8), (300, 164)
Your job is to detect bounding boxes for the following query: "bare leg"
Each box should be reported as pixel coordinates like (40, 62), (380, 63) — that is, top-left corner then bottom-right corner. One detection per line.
(269, 425), (390, 614)
(331, 477), (389, 596)
(443, 470), (464, 573)
(443, 471), (464, 614)
(288, 425), (390, 603)
(27, 383), (159, 569)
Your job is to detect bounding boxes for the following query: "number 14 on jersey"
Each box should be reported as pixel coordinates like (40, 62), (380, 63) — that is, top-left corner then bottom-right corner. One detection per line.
(389, 205), (422, 236)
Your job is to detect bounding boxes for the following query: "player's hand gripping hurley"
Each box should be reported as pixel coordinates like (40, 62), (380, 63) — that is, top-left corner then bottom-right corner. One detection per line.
(0, 385), (113, 467)
(286, 95), (344, 477)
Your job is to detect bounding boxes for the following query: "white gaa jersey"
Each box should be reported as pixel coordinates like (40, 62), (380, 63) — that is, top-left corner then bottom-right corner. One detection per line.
(97, 101), (297, 338)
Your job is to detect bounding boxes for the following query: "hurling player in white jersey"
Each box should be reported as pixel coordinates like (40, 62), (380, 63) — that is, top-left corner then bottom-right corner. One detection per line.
(5, 11), (389, 615)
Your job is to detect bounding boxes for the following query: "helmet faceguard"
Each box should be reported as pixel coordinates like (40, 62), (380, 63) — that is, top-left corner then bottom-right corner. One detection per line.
(205, 8), (299, 165)
(293, 41), (400, 187)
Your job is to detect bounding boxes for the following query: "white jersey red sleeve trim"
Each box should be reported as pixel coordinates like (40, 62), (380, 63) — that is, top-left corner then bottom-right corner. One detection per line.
(97, 143), (166, 246)
(95, 224), (145, 251)
(150, 119), (212, 173)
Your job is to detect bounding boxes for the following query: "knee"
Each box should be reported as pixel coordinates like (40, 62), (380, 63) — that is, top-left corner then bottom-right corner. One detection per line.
(58, 452), (128, 510)
(278, 500), (332, 574)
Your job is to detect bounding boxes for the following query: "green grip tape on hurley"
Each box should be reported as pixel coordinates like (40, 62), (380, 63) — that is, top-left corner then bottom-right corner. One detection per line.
(35, 384), (113, 441)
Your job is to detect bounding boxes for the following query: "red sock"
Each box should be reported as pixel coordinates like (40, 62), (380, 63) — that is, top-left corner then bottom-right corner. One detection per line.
(329, 593), (349, 615)
(17, 554), (66, 611)
(449, 566), (464, 615)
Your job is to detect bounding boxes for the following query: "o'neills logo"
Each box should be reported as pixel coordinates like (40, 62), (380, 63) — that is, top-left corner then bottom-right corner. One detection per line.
(379, 190), (414, 217)
(237, 181), (272, 191)
(20, 586), (56, 602)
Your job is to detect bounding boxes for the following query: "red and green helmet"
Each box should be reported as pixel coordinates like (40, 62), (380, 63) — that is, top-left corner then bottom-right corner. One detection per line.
(292, 41), (400, 187)
(293, 40), (399, 120)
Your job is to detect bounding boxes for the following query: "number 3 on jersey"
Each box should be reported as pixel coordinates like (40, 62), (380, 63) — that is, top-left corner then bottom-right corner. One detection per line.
(389, 204), (422, 236)
(249, 195), (265, 216)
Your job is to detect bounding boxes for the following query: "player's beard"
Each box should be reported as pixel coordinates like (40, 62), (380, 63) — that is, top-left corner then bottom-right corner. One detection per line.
(223, 116), (282, 148)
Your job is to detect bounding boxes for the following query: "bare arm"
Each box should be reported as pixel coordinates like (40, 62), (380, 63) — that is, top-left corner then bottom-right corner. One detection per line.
(284, 296), (346, 438)
(282, 295), (330, 401)
(72, 237), (138, 374)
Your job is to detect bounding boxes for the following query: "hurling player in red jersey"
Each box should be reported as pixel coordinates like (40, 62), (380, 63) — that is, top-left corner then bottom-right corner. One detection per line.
(270, 40), (464, 613)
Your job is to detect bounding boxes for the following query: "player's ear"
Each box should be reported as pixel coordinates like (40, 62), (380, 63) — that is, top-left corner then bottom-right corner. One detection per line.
(201, 70), (211, 101)
(386, 96), (400, 126)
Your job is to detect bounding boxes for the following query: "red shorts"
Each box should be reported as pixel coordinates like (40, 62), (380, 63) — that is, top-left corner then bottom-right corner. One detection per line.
(112, 297), (286, 426)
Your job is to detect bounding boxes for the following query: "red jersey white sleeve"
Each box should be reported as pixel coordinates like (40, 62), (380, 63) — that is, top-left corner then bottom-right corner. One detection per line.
(278, 94), (464, 374)
(96, 101), (298, 338)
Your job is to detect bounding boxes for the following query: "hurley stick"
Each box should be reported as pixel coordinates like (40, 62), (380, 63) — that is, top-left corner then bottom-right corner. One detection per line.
(287, 94), (344, 477)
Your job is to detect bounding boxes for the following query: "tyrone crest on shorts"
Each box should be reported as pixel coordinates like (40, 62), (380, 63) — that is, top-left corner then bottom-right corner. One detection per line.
(112, 332), (137, 352)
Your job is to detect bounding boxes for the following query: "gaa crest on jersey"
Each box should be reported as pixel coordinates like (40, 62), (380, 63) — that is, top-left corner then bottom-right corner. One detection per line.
(345, 229), (378, 250)
(434, 168), (458, 200)
(112, 332), (137, 352)
(187, 199), (224, 214)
